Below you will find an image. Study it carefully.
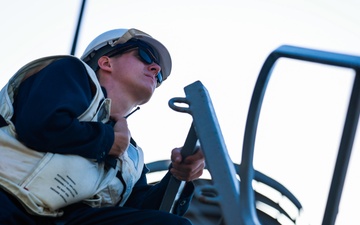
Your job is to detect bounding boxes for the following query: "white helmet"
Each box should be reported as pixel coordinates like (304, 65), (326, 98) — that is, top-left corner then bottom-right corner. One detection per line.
(81, 28), (172, 86)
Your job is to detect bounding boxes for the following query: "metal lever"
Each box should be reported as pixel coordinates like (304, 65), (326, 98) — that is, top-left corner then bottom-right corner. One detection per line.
(159, 122), (198, 212)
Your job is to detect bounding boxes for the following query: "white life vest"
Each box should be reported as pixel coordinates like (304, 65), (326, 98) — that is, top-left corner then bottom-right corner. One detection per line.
(0, 55), (144, 217)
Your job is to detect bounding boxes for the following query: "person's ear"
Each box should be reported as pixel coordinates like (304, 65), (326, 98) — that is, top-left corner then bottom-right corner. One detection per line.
(98, 56), (112, 72)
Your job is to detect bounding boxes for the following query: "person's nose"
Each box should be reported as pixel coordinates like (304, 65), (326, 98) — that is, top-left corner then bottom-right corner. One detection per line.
(149, 63), (161, 77)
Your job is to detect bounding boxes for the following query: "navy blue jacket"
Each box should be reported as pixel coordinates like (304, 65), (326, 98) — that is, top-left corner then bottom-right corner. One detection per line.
(11, 57), (193, 216)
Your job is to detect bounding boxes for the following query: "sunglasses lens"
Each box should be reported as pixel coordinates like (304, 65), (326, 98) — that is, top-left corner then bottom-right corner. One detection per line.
(138, 48), (153, 64)
(156, 72), (163, 84)
(138, 47), (162, 84)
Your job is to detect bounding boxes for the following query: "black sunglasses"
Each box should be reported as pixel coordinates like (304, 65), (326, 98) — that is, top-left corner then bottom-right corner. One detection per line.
(138, 48), (163, 84)
(108, 45), (163, 84)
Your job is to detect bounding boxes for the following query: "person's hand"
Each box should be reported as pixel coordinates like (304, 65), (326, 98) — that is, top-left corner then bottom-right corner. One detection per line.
(108, 114), (130, 157)
(170, 147), (205, 182)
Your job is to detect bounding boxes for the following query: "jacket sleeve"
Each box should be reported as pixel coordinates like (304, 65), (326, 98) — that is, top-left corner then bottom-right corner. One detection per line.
(124, 166), (195, 216)
(12, 57), (114, 162)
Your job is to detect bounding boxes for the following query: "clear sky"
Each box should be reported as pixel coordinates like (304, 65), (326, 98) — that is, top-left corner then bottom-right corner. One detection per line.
(1, 0), (359, 224)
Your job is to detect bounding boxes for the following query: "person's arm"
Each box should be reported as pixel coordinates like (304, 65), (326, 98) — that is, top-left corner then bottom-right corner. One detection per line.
(13, 57), (114, 162)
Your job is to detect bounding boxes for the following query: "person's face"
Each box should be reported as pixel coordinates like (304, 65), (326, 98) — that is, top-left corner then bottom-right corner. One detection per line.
(107, 48), (162, 104)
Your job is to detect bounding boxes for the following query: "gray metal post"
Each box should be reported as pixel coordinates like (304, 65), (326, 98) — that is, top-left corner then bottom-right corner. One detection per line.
(169, 81), (242, 225)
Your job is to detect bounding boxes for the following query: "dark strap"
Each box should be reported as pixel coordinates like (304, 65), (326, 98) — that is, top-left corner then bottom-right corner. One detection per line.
(0, 115), (7, 127)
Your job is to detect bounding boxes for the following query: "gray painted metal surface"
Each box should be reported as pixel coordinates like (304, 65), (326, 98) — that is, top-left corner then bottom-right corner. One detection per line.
(161, 45), (360, 225)
(168, 81), (241, 225)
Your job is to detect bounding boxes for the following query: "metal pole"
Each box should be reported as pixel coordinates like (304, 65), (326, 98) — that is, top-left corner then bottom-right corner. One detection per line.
(70, 0), (87, 55)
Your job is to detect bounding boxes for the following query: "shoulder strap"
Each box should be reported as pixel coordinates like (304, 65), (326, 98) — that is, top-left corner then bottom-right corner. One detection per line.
(0, 55), (78, 129)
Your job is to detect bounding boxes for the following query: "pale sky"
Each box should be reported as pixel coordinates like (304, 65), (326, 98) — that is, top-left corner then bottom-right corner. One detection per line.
(1, 0), (360, 224)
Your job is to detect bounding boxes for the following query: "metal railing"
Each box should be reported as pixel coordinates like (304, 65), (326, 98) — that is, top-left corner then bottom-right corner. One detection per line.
(162, 45), (360, 225)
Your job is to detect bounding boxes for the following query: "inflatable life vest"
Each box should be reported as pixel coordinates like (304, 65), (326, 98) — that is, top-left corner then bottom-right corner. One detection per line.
(0, 55), (144, 216)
